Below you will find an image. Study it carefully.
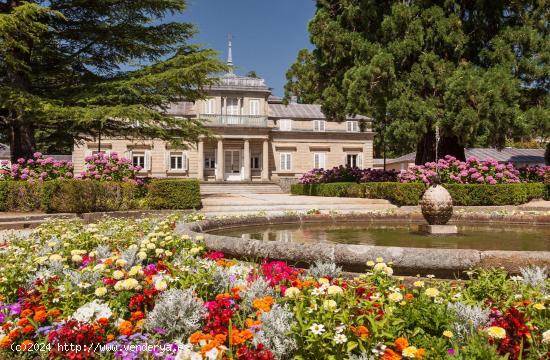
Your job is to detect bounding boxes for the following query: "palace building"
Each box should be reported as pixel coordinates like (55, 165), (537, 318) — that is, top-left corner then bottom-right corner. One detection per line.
(72, 40), (374, 182)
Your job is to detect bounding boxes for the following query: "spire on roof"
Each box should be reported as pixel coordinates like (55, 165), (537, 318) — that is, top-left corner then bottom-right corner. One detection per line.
(227, 34), (234, 73)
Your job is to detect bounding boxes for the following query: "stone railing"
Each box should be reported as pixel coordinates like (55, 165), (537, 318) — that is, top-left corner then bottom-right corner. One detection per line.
(199, 114), (268, 127)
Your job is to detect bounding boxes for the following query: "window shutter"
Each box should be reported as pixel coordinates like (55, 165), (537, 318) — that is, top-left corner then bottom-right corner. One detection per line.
(144, 151), (151, 171)
(165, 152), (170, 170)
(358, 154), (363, 169)
(182, 154), (188, 170)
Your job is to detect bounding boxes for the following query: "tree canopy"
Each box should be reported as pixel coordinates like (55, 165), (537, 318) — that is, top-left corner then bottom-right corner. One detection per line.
(0, 0), (226, 160)
(285, 0), (549, 163)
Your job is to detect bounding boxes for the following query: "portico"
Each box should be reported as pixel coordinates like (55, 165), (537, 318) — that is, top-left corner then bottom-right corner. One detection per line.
(197, 135), (270, 182)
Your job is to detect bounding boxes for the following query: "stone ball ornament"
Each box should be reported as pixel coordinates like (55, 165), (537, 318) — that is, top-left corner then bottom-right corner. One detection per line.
(420, 184), (453, 225)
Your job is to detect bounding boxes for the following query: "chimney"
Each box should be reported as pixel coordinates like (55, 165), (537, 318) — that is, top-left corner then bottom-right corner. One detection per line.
(290, 96), (298, 104)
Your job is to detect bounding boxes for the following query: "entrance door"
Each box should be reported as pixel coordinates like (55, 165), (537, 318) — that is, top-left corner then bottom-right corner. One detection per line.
(224, 150), (242, 181)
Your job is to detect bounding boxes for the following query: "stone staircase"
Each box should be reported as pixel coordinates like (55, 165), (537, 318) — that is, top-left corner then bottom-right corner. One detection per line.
(200, 182), (284, 195)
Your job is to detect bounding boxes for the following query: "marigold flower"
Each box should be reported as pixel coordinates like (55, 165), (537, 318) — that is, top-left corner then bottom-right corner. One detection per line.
(395, 337), (409, 352)
(0, 336), (13, 349)
(47, 309), (61, 318)
(230, 329), (253, 345)
(17, 318), (29, 327)
(106, 334), (115, 342)
(20, 309), (33, 318)
(252, 296), (274, 313)
(33, 310), (47, 323)
(245, 319), (261, 328)
(22, 325), (35, 335)
(405, 293), (414, 301)
(381, 348), (402, 360)
(352, 325), (369, 338)
(118, 320), (133, 336)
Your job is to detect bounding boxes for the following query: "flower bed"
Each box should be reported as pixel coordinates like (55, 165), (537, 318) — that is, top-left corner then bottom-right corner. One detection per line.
(0, 216), (549, 359)
(290, 182), (547, 205)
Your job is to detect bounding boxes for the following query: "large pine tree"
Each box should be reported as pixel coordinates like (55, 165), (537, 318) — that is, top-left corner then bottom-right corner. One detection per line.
(0, 0), (226, 161)
(285, 0), (549, 163)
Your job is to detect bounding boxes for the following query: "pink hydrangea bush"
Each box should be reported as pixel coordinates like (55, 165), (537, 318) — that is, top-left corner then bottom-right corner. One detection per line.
(0, 152), (73, 181)
(78, 152), (143, 185)
(299, 166), (399, 184)
(398, 155), (546, 185)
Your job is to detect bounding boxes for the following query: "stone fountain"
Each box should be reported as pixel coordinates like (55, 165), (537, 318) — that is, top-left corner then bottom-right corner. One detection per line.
(418, 128), (457, 234)
(419, 179), (457, 234)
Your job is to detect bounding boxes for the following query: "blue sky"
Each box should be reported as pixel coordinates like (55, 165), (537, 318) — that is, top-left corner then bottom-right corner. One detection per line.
(177, 0), (316, 96)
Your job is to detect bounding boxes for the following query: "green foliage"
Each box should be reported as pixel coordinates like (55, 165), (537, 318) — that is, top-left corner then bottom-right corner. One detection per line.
(0, 181), (42, 211)
(41, 180), (142, 213)
(146, 179), (201, 210)
(286, 1), (549, 161)
(0, 0), (227, 159)
(291, 182), (545, 206)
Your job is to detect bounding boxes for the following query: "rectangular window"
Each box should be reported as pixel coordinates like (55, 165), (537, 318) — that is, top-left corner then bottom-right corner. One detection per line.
(314, 152), (326, 169)
(346, 154), (358, 167)
(313, 120), (325, 132)
(226, 97), (239, 115)
(132, 154), (145, 169)
(251, 155), (261, 170)
(204, 153), (216, 169)
(280, 153), (291, 171)
(169, 152), (186, 171)
(278, 119), (292, 131)
(204, 98), (215, 114)
(249, 99), (260, 115)
(347, 121), (359, 132)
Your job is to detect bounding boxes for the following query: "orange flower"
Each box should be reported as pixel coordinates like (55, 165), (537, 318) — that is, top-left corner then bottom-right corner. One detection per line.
(130, 311), (144, 322)
(252, 296), (275, 313)
(230, 329), (253, 346)
(97, 318), (110, 326)
(17, 318), (29, 327)
(0, 336), (13, 349)
(190, 331), (212, 345)
(215, 293), (232, 301)
(33, 310), (47, 323)
(245, 318), (262, 328)
(104, 258), (114, 266)
(135, 320), (144, 331)
(22, 325), (35, 335)
(8, 329), (20, 339)
(404, 293), (414, 301)
(2, 323), (12, 331)
(231, 287), (241, 300)
(381, 348), (402, 360)
(394, 337), (409, 352)
(106, 334), (115, 342)
(118, 320), (133, 336)
(352, 325), (369, 338)
(415, 348), (426, 358)
(47, 309), (61, 318)
(20, 340), (34, 351)
(20, 309), (33, 318)
(200, 334), (226, 355)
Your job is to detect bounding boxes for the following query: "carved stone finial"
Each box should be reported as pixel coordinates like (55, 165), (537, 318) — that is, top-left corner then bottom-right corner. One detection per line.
(420, 184), (453, 225)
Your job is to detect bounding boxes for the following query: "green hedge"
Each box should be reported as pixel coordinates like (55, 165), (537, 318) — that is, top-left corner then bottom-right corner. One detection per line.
(40, 180), (143, 213)
(146, 179), (202, 210)
(0, 181), (42, 212)
(290, 182), (546, 206)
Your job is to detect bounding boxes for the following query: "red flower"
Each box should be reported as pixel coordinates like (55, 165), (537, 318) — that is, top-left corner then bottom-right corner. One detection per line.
(489, 307), (531, 360)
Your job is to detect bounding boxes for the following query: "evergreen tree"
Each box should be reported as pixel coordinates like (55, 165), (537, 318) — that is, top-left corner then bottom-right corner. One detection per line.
(0, 0), (226, 160)
(285, 1), (549, 163)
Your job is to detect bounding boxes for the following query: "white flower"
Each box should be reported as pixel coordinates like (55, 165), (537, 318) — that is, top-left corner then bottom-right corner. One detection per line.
(335, 325), (346, 334)
(542, 330), (550, 344)
(147, 243), (156, 250)
(327, 285), (343, 295)
(370, 292), (381, 301)
(284, 287), (301, 298)
(95, 287), (107, 297)
(112, 270), (124, 280)
(426, 274), (436, 279)
(311, 287), (325, 296)
(323, 299), (337, 311)
(334, 333), (347, 344)
(413, 281), (425, 288)
(49, 254), (62, 262)
(388, 292), (403, 302)
(137, 252), (147, 260)
(510, 276), (523, 281)
(154, 280), (168, 291)
(71, 300), (112, 322)
(115, 259), (127, 267)
(71, 254), (83, 263)
(309, 323), (325, 335)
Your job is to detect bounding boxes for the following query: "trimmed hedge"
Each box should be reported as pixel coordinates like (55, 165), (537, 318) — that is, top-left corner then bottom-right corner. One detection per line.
(41, 180), (143, 213)
(146, 179), (202, 210)
(290, 182), (546, 206)
(0, 181), (42, 212)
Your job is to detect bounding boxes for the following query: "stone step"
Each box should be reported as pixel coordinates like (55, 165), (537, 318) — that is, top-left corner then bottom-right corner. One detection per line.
(200, 183), (283, 194)
(202, 203), (392, 212)
(0, 213), (76, 223)
(0, 220), (46, 230)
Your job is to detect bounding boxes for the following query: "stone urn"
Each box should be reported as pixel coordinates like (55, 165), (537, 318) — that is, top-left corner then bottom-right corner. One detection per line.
(420, 184), (453, 225)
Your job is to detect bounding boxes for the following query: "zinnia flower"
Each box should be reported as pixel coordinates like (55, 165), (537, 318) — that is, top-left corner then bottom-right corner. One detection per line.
(309, 323), (325, 335)
(542, 329), (550, 344)
(402, 346), (418, 358)
(425, 288), (440, 297)
(486, 326), (506, 339)
(284, 287), (301, 298)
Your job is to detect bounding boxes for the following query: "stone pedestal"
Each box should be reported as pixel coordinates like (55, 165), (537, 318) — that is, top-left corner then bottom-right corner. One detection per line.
(418, 224), (458, 235)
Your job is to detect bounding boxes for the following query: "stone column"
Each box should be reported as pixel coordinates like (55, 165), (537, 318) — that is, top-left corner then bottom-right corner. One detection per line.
(197, 139), (204, 181)
(261, 139), (269, 181)
(243, 139), (251, 181)
(363, 139), (374, 169)
(216, 139), (224, 181)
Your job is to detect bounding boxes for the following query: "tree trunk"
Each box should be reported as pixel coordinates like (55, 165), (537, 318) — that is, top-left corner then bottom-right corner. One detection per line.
(438, 134), (466, 161)
(415, 129), (436, 165)
(9, 120), (36, 161)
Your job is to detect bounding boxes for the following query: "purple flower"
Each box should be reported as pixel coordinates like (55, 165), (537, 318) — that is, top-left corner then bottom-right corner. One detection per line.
(8, 302), (21, 316)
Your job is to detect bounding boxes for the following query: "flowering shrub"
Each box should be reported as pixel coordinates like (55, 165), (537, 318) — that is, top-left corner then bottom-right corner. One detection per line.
(0, 216), (549, 359)
(0, 152), (73, 181)
(299, 166), (399, 184)
(79, 152), (143, 185)
(400, 155), (550, 185)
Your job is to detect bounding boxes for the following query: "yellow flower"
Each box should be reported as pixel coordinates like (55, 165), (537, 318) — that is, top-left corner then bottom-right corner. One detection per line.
(402, 346), (418, 358)
(327, 285), (343, 295)
(49, 254), (62, 262)
(533, 303), (546, 310)
(413, 281), (425, 288)
(425, 288), (440, 297)
(443, 330), (453, 338)
(115, 259), (127, 267)
(376, 257), (384, 263)
(486, 326), (506, 339)
(112, 270), (124, 280)
(284, 287), (301, 298)
(323, 299), (337, 311)
(95, 287), (107, 297)
(388, 292), (403, 302)
(366, 261), (375, 267)
(154, 280), (167, 291)
(318, 278), (330, 285)
(71, 255), (83, 263)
